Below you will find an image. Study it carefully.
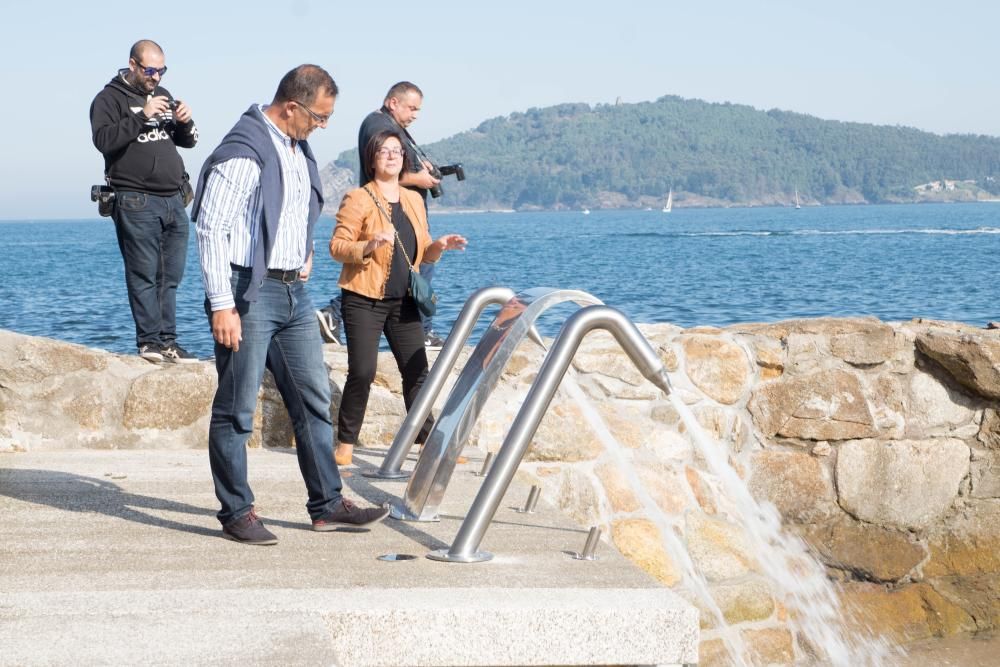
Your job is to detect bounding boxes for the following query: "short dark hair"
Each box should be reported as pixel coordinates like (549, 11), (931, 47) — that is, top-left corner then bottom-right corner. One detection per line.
(129, 39), (163, 63)
(273, 65), (338, 106)
(362, 130), (410, 182)
(384, 81), (422, 104)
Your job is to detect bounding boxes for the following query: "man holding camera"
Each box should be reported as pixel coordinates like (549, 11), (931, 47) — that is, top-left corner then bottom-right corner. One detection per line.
(317, 81), (449, 349)
(90, 39), (198, 363)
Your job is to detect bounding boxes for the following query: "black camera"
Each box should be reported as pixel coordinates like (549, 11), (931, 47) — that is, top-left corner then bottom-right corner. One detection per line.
(428, 162), (466, 199)
(91, 185), (115, 217)
(438, 164), (465, 180)
(159, 99), (180, 125)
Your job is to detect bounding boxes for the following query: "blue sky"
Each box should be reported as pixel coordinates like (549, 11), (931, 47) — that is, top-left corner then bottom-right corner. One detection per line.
(1, 0), (997, 219)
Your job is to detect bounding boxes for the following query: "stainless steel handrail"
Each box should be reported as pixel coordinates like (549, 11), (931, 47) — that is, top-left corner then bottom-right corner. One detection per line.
(364, 286), (525, 479)
(389, 288), (603, 521)
(428, 305), (672, 562)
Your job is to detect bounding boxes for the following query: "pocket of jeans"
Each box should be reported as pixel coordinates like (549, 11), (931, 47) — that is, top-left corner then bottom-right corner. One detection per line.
(118, 192), (148, 211)
(229, 271), (253, 316)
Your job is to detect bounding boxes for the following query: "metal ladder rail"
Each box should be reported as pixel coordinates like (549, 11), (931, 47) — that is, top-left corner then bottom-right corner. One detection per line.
(365, 286), (533, 479)
(390, 288), (603, 521)
(428, 305), (673, 562)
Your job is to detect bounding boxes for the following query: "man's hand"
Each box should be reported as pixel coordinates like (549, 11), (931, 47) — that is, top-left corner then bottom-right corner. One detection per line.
(142, 95), (170, 119)
(401, 166), (441, 190)
(173, 99), (192, 123)
(212, 308), (242, 352)
(299, 253), (313, 282)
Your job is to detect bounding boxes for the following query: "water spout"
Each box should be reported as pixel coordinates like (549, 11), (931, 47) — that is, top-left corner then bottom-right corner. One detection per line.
(665, 393), (897, 666)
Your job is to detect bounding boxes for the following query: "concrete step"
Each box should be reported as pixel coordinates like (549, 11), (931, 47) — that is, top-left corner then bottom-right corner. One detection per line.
(0, 449), (698, 666)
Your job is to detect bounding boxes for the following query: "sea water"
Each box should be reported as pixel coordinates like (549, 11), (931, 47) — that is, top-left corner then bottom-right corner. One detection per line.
(1, 203), (997, 357)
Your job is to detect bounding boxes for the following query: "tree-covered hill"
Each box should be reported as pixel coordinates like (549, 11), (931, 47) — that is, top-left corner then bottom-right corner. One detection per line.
(325, 95), (1000, 210)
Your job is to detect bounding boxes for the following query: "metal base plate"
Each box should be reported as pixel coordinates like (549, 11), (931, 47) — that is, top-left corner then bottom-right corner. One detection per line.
(388, 504), (440, 522)
(426, 548), (494, 563)
(377, 553), (417, 562)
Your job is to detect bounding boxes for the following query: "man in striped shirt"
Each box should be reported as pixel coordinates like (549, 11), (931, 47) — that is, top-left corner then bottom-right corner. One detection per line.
(191, 65), (389, 545)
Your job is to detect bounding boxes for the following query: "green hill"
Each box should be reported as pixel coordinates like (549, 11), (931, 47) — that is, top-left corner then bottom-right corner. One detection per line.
(326, 95), (1000, 210)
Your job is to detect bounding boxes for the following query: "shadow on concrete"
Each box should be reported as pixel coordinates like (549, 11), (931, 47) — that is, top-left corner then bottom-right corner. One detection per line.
(342, 451), (452, 552)
(255, 446), (586, 553)
(260, 446), (451, 550)
(0, 468), (218, 537)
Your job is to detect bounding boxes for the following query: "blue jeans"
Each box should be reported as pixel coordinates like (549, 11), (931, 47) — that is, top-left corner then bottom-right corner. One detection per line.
(326, 261), (437, 335)
(337, 290), (433, 445)
(112, 191), (189, 348)
(206, 269), (343, 525)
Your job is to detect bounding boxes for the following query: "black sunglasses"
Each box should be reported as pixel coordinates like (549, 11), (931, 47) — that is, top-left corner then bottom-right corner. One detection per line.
(135, 61), (167, 77)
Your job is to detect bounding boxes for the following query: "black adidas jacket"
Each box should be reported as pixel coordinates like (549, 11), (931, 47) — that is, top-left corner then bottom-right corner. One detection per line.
(89, 70), (197, 195)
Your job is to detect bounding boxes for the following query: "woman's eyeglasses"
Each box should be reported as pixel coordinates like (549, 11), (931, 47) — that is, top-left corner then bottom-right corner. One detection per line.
(376, 148), (404, 158)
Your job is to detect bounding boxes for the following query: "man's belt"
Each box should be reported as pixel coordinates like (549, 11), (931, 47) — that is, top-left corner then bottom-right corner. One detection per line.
(231, 264), (301, 284)
(266, 268), (301, 284)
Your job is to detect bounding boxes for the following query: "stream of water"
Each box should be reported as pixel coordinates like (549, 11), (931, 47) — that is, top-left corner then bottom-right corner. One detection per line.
(562, 369), (898, 665)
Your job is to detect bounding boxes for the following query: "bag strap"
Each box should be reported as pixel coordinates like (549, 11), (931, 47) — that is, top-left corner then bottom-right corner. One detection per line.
(363, 185), (416, 271)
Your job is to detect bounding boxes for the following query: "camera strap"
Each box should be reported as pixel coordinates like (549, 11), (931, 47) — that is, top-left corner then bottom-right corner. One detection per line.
(379, 108), (429, 170)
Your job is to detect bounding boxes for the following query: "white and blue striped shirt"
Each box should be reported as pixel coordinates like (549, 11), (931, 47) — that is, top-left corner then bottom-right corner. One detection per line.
(196, 105), (313, 311)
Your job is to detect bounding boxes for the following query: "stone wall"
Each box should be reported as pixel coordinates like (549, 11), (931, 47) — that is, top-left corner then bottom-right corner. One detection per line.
(2, 319), (999, 665)
(492, 317), (1000, 665)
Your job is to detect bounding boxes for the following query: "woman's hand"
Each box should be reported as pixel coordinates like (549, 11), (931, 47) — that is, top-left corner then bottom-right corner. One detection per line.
(423, 233), (468, 263)
(436, 234), (468, 252)
(364, 230), (394, 256)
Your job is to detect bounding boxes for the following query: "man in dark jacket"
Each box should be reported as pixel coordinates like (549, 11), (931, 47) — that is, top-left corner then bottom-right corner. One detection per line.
(90, 39), (198, 363)
(316, 82), (448, 349)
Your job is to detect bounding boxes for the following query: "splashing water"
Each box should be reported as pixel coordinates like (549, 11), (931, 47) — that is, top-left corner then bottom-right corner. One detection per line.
(561, 370), (899, 665)
(560, 374), (751, 665)
(665, 393), (898, 665)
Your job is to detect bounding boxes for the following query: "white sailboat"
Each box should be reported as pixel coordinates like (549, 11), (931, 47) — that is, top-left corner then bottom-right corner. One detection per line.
(794, 189), (801, 209)
(662, 188), (673, 213)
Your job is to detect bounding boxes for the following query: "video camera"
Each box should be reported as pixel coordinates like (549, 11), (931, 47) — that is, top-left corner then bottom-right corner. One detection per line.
(91, 185), (115, 217)
(428, 162), (466, 199)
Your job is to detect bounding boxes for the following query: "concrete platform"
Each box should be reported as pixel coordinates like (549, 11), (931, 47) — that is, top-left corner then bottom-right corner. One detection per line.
(0, 448), (698, 666)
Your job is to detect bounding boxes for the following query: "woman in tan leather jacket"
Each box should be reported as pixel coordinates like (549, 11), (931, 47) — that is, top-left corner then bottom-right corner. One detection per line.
(329, 129), (466, 466)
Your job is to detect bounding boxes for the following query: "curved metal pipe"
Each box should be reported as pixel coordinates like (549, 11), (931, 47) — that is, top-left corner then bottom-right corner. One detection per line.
(365, 286), (520, 479)
(391, 288), (603, 521)
(428, 305), (672, 562)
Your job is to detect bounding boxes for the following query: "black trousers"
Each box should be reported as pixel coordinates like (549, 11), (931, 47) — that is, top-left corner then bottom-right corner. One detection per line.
(338, 290), (434, 445)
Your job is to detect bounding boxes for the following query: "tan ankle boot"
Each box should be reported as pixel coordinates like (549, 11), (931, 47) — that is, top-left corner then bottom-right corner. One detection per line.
(335, 443), (354, 466)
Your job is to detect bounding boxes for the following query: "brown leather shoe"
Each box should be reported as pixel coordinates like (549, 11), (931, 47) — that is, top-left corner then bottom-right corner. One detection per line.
(312, 499), (389, 531)
(222, 508), (278, 545)
(334, 443), (353, 466)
